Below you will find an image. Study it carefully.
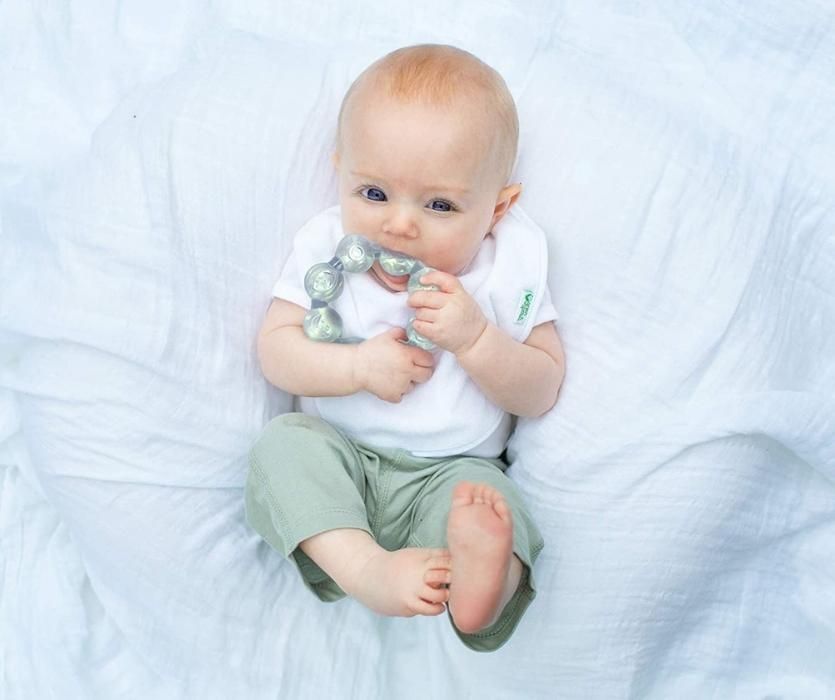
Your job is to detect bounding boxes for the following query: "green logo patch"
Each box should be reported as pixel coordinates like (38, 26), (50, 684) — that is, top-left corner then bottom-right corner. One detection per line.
(515, 289), (535, 325)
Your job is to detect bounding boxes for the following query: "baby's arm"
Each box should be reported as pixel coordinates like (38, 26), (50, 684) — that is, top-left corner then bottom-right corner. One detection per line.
(257, 298), (435, 401)
(456, 321), (565, 418)
(408, 271), (565, 417)
(258, 299), (358, 397)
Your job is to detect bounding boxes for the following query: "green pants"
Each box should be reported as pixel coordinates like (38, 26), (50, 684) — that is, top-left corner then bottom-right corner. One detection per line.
(244, 413), (544, 652)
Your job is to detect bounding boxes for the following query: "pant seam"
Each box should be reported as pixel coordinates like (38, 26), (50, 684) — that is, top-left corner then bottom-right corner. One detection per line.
(450, 564), (536, 645)
(371, 449), (402, 535)
(249, 452), (292, 540)
(410, 533), (540, 642)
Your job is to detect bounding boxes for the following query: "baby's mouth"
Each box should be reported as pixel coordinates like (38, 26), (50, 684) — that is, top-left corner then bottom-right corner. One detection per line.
(370, 262), (410, 292)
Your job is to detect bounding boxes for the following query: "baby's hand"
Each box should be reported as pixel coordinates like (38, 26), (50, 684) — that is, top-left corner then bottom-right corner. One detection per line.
(353, 327), (436, 403)
(407, 271), (488, 356)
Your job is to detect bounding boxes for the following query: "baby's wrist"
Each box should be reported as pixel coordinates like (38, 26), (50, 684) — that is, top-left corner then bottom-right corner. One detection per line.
(349, 344), (366, 394)
(453, 319), (490, 362)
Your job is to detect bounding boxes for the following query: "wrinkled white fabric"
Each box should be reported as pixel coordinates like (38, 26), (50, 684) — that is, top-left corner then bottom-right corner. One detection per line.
(1, 1), (834, 698)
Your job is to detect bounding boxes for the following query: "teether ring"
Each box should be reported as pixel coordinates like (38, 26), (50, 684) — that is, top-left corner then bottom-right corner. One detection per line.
(303, 234), (439, 350)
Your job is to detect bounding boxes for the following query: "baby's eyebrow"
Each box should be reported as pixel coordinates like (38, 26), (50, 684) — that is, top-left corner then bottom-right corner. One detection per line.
(427, 184), (471, 196)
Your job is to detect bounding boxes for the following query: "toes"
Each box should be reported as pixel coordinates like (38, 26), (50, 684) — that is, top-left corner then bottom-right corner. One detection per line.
(480, 482), (498, 502)
(411, 598), (447, 616)
(451, 480), (476, 506)
(474, 483), (512, 517)
(493, 496), (512, 523)
(474, 483), (489, 504)
(455, 481), (506, 508)
(420, 585), (450, 604)
(424, 568), (452, 586)
(450, 481), (513, 525)
(426, 554), (452, 570)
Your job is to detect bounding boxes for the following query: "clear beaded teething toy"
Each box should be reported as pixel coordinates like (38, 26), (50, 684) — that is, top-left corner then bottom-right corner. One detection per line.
(302, 234), (440, 351)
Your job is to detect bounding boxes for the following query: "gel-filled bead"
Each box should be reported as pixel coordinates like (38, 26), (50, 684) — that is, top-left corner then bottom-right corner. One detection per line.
(407, 265), (440, 294)
(304, 262), (344, 302)
(406, 317), (436, 351)
(303, 306), (344, 342)
(379, 249), (418, 277)
(336, 235), (377, 273)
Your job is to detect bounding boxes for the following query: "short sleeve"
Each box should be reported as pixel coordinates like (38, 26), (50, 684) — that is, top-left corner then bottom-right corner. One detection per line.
(269, 205), (343, 310)
(532, 283), (559, 325)
(488, 205), (558, 342)
(271, 248), (311, 310)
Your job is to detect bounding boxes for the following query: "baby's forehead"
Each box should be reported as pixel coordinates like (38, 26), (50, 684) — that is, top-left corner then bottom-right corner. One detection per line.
(337, 46), (518, 182)
(345, 89), (495, 163)
(345, 79), (495, 145)
(351, 73), (479, 110)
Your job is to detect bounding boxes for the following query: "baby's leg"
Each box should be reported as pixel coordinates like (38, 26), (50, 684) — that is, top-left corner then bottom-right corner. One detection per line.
(410, 460), (544, 651)
(246, 413), (450, 616)
(445, 481), (523, 633)
(299, 528), (452, 617)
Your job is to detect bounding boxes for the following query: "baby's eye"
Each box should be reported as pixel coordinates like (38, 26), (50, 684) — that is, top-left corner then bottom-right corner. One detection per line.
(361, 186), (387, 202)
(429, 199), (455, 212)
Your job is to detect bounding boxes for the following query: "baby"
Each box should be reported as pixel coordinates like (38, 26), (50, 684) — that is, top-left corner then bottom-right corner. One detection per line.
(245, 44), (565, 652)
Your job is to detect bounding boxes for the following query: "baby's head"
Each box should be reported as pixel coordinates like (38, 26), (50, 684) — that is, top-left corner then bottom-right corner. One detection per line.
(333, 44), (521, 291)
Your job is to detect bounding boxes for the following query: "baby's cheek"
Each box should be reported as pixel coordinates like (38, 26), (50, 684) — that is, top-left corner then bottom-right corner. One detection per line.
(424, 245), (462, 275)
(343, 212), (365, 234)
(342, 201), (377, 236)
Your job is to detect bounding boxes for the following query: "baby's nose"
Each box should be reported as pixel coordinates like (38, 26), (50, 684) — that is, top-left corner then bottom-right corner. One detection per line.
(382, 206), (418, 239)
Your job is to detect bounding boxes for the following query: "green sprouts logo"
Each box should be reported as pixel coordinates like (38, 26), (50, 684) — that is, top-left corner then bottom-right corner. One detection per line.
(515, 290), (535, 325)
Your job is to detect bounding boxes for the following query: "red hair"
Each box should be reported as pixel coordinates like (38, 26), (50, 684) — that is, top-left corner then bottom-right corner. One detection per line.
(337, 44), (519, 183)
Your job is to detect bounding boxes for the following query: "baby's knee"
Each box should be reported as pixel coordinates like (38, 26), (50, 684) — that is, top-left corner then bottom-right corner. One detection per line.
(263, 411), (322, 437)
(252, 412), (327, 457)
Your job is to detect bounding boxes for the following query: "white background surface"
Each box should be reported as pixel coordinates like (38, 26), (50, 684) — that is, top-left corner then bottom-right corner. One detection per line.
(2, 1), (834, 698)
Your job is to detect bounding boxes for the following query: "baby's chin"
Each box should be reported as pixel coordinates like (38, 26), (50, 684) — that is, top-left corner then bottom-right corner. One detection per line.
(370, 262), (410, 292)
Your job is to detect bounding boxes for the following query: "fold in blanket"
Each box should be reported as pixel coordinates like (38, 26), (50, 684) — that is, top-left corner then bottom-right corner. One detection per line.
(1, 2), (834, 698)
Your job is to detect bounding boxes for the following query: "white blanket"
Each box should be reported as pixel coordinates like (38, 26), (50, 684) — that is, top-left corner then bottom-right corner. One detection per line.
(2, 1), (834, 698)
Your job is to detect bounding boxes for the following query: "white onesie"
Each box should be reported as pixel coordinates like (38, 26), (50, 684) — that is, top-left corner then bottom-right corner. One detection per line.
(272, 204), (558, 458)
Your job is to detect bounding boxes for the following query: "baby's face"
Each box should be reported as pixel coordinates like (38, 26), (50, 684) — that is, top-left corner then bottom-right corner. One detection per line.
(335, 90), (506, 291)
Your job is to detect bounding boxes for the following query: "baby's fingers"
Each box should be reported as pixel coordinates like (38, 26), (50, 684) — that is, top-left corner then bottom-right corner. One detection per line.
(411, 365), (434, 384)
(409, 346), (436, 368)
(407, 290), (445, 309)
(418, 270), (460, 294)
(384, 326), (408, 343)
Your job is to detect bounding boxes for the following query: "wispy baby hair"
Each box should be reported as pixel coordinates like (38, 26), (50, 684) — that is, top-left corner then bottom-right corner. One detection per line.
(336, 44), (519, 184)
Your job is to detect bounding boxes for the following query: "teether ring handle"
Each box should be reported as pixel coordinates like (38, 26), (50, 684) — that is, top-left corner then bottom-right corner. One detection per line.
(302, 234), (439, 350)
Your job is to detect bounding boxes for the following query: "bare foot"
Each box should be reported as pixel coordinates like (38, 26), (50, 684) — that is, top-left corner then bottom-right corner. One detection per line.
(347, 547), (452, 618)
(446, 481), (517, 634)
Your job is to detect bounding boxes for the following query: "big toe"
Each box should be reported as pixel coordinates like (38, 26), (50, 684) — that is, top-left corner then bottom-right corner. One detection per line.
(451, 480), (478, 507)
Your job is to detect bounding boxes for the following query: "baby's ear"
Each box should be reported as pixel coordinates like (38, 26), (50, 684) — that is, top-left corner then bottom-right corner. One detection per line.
(490, 183), (522, 230)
